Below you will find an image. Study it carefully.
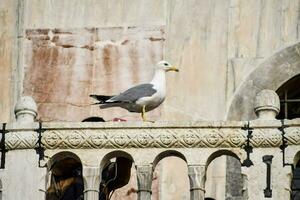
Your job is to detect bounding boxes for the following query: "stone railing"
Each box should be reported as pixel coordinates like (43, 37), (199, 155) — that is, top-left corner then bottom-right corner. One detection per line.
(0, 90), (300, 200)
(4, 120), (300, 151)
(2, 120), (300, 199)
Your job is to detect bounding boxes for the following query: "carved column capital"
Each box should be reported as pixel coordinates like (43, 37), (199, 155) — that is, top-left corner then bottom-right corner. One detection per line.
(188, 165), (206, 200)
(136, 165), (153, 200)
(82, 167), (101, 200)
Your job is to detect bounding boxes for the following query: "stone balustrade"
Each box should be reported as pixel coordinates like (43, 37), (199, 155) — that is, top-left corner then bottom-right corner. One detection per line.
(1, 118), (300, 199)
(3, 120), (299, 150)
(0, 91), (299, 199)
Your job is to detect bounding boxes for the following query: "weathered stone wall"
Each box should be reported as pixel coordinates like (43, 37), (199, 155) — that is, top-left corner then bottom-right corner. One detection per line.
(1, 1), (300, 200)
(1, 0), (300, 122)
(0, 0), (18, 122)
(23, 26), (164, 122)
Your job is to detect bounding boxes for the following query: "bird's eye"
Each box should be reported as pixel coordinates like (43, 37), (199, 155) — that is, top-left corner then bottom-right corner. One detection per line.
(164, 63), (168, 66)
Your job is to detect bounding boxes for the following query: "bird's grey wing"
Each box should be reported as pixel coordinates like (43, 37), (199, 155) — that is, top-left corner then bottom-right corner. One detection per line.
(108, 83), (157, 103)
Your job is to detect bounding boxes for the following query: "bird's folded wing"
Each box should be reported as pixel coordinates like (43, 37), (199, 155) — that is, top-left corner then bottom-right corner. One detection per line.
(108, 83), (157, 103)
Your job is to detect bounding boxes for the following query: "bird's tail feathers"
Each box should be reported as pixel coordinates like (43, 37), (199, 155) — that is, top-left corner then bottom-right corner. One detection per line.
(90, 102), (102, 105)
(89, 94), (114, 103)
(99, 103), (123, 109)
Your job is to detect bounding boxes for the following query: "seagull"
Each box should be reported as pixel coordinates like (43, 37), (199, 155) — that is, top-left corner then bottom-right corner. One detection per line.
(90, 60), (179, 121)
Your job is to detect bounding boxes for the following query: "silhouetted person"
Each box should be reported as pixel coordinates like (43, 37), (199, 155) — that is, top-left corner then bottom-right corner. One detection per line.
(46, 158), (84, 200)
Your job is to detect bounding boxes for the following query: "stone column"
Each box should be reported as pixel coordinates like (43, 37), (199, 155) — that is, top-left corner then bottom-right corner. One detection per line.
(136, 165), (153, 200)
(3, 96), (46, 199)
(241, 169), (249, 200)
(14, 96), (38, 123)
(188, 165), (206, 200)
(82, 167), (100, 200)
(254, 89), (280, 120)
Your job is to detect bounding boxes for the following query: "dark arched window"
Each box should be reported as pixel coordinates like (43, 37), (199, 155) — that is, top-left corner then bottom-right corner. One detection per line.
(46, 152), (84, 200)
(99, 151), (134, 200)
(292, 161), (300, 199)
(277, 75), (300, 119)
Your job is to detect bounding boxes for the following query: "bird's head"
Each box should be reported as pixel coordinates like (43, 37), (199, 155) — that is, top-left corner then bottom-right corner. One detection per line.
(155, 60), (179, 72)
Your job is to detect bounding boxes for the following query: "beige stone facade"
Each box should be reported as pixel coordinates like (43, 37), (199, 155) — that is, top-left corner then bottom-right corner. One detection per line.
(1, 1), (300, 200)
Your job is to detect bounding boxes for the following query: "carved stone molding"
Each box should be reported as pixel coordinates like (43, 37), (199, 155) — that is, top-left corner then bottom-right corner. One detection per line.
(3, 124), (300, 150)
(285, 127), (300, 145)
(41, 128), (247, 149)
(5, 131), (38, 150)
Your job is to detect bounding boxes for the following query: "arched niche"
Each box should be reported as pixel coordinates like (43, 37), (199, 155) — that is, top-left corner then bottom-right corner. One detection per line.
(205, 150), (240, 168)
(152, 150), (189, 200)
(205, 150), (243, 200)
(152, 150), (187, 168)
(227, 42), (300, 120)
(99, 151), (135, 200)
(46, 151), (84, 200)
(100, 150), (134, 170)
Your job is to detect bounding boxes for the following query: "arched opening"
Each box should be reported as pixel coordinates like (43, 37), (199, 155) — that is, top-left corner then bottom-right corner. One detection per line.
(99, 151), (135, 200)
(292, 153), (300, 199)
(206, 150), (240, 167)
(227, 42), (300, 121)
(205, 150), (243, 200)
(276, 74), (300, 119)
(46, 151), (84, 200)
(153, 150), (187, 169)
(152, 151), (189, 200)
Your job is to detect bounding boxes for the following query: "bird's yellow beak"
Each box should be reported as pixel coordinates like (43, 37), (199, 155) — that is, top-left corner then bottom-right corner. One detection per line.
(167, 66), (179, 72)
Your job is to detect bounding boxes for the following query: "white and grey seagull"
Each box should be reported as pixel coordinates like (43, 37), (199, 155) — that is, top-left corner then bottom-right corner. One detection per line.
(90, 60), (179, 121)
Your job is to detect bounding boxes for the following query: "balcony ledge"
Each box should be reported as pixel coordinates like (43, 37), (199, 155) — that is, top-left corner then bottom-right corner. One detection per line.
(2, 119), (300, 150)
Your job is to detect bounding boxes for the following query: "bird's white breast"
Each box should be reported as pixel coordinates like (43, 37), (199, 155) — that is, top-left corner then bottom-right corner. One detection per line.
(136, 69), (166, 109)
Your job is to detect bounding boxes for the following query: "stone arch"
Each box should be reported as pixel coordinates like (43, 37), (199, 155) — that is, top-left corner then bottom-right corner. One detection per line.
(153, 150), (187, 168)
(152, 150), (189, 200)
(47, 151), (82, 171)
(99, 151), (135, 200)
(205, 150), (242, 200)
(46, 151), (84, 200)
(100, 150), (134, 169)
(226, 42), (300, 120)
(206, 149), (240, 168)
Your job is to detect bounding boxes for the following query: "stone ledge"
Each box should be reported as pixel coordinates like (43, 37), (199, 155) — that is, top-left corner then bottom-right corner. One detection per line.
(1, 119), (300, 150)
(3, 119), (294, 130)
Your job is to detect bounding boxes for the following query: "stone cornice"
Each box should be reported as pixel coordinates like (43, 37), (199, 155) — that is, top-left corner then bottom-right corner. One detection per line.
(2, 120), (300, 150)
